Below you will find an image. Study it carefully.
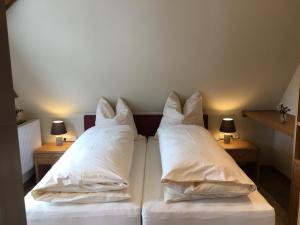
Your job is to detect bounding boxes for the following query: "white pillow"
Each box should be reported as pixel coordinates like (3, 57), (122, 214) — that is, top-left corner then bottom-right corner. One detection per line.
(95, 97), (138, 138)
(159, 91), (204, 128)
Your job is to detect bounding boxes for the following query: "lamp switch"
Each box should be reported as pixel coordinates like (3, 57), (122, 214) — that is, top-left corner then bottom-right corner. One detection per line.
(63, 136), (77, 142)
(217, 132), (240, 140)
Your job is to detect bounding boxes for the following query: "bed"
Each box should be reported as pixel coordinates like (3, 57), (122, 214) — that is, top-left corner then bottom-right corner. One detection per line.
(25, 114), (149, 225)
(142, 137), (275, 225)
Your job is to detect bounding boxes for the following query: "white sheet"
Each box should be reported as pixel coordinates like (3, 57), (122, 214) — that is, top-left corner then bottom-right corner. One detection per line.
(142, 138), (275, 225)
(32, 125), (134, 203)
(25, 137), (146, 225)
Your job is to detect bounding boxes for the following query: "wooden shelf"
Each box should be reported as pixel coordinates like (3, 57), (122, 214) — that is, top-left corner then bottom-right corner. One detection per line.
(243, 110), (295, 137)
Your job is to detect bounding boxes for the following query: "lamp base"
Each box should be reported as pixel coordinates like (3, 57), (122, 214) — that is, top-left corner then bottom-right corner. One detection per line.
(56, 136), (63, 146)
(223, 135), (231, 144)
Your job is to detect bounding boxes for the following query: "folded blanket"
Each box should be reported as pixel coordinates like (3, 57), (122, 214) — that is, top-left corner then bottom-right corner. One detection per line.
(158, 125), (256, 202)
(32, 125), (134, 203)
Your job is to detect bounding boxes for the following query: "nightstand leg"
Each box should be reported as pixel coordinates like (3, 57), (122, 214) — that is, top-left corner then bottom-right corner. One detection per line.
(34, 154), (39, 182)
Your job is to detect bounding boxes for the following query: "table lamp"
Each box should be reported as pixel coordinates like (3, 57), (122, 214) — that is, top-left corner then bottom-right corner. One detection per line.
(219, 118), (236, 144)
(51, 121), (67, 146)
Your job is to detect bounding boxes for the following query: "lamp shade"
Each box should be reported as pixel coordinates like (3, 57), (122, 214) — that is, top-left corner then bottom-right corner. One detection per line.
(51, 121), (67, 135)
(219, 118), (236, 133)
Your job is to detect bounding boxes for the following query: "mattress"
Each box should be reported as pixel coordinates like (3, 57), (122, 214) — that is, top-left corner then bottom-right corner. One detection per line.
(25, 137), (147, 225)
(142, 137), (275, 225)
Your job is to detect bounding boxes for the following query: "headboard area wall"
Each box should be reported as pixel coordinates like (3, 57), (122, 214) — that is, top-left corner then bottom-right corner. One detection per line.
(8, 0), (300, 178)
(84, 114), (209, 136)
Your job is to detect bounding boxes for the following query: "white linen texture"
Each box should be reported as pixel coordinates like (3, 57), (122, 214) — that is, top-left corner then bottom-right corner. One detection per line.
(95, 97), (138, 139)
(159, 91), (204, 129)
(158, 125), (256, 202)
(32, 125), (135, 204)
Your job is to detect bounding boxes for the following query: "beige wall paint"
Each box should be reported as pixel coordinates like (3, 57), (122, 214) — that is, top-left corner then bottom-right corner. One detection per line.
(25, 111), (275, 166)
(272, 65), (300, 177)
(280, 65), (300, 116)
(7, 0), (300, 164)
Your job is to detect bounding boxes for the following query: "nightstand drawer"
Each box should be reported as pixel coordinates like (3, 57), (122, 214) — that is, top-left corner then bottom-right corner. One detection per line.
(36, 153), (63, 165)
(226, 149), (258, 162)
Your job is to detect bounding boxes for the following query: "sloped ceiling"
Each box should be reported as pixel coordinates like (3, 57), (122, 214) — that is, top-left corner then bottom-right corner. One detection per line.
(7, 0), (300, 116)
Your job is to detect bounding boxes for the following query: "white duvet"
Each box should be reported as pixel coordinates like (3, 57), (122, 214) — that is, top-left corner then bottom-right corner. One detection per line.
(158, 125), (256, 202)
(32, 125), (135, 203)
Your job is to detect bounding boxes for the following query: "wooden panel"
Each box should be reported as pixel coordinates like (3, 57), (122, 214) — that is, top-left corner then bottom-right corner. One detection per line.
(290, 160), (300, 225)
(84, 114), (209, 136)
(35, 142), (73, 153)
(290, 185), (300, 225)
(218, 139), (258, 150)
(298, 90), (300, 120)
(243, 110), (295, 137)
(37, 153), (63, 165)
(0, 1), (27, 224)
(226, 150), (258, 162)
(295, 127), (300, 160)
(218, 140), (259, 162)
(290, 80), (300, 224)
(4, 0), (15, 8)
(294, 160), (300, 187)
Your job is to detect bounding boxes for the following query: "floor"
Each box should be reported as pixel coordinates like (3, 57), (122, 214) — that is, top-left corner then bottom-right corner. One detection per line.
(23, 175), (35, 195)
(259, 166), (290, 211)
(23, 166), (291, 225)
(258, 167), (291, 225)
(254, 166), (290, 225)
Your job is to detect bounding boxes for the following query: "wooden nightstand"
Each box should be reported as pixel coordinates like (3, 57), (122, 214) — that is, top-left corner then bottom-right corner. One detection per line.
(218, 139), (260, 181)
(34, 142), (73, 181)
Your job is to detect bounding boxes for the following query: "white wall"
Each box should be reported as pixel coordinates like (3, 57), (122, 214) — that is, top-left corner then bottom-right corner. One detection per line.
(7, 1), (300, 163)
(280, 66), (300, 116)
(272, 65), (300, 177)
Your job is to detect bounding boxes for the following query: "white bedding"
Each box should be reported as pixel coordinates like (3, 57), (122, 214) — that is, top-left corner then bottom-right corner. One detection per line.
(25, 137), (146, 225)
(142, 138), (275, 225)
(32, 125), (135, 203)
(158, 125), (256, 202)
